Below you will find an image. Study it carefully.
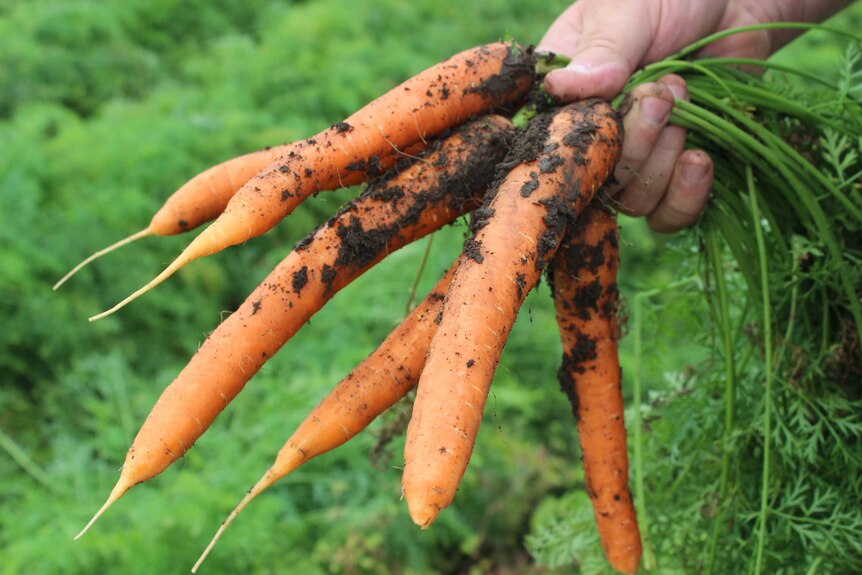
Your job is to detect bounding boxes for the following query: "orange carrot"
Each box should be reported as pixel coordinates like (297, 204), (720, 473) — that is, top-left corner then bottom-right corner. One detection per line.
(52, 145), (289, 290)
(75, 115), (514, 538)
(552, 201), (641, 575)
(402, 100), (622, 529)
(149, 140), (422, 235)
(90, 41), (535, 320)
(54, 139), (426, 290)
(191, 259), (460, 573)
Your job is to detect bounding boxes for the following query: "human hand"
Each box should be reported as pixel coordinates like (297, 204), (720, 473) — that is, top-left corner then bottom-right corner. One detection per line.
(538, 0), (849, 231)
(608, 74), (713, 233)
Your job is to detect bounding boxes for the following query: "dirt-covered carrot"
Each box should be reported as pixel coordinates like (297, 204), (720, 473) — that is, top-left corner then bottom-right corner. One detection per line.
(402, 100), (623, 528)
(90, 42), (535, 321)
(54, 139), (426, 290)
(74, 115), (514, 539)
(191, 259), (460, 573)
(552, 201), (641, 575)
(89, 41), (535, 320)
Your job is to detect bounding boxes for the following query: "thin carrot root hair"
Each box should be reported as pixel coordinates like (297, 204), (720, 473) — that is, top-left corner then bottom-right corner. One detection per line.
(54, 228), (152, 290)
(73, 474), (135, 540)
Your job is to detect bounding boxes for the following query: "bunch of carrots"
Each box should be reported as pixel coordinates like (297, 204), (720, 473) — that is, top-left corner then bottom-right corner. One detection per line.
(60, 41), (642, 574)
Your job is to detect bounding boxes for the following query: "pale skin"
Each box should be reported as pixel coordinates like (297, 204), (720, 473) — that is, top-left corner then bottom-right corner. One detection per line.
(539, 0), (852, 232)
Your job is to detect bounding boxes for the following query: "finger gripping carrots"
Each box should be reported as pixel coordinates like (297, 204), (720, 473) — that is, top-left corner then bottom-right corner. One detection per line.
(401, 99), (622, 529)
(76, 115), (514, 537)
(552, 201), (642, 575)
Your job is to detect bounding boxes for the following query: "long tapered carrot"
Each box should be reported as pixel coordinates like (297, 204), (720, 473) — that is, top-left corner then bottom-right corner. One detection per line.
(402, 100), (622, 529)
(191, 258), (461, 573)
(75, 115), (514, 539)
(54, 139), (425, 290)
(89, 41), (536, 320)
(552, 201), (641, 575)
(52, 145), (290, 290)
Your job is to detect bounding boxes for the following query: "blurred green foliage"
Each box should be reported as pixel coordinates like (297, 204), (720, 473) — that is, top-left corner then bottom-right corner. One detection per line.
(1, 1), (860, 574)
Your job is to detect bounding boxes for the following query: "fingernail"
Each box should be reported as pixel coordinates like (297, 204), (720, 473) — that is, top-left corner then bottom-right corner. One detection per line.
(667, 83), (687, 100)
(681, 157), (709, 185)
(641, 96), (672, 128)
(565, 62), (591, 74)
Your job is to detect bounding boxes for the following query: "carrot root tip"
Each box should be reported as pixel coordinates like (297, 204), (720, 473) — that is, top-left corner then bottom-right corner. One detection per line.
(407, 502), (440, 529)
(88, 248), (194, 321)
(74, 477), (131, 540)
(54, 228), (152, 291)
(191, 472), (277, 573)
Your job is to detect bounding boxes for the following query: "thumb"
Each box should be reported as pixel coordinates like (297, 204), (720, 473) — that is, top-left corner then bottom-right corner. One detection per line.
(540, 2), (653, 102)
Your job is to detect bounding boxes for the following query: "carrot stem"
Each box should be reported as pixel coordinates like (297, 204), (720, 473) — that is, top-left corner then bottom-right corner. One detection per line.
(631, 289), (656, 571)
(703, 225), (737, 575)
(54, 228), (152, 290)
(750, 166), (774, 575)
(404, 235), (434, 316)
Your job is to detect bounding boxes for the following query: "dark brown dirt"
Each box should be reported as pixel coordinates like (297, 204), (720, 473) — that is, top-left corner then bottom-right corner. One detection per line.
(470, 206), (495, 232)
(465, 43), (536, 108)
(573, 278), (603, 321)
(557, 330), (600, 420)
(293, 117), (514, 292)
(498, 110), (553, 170)
(463, 238), (484, 263)
(515, 272), (527, 300)
(334, 216), (389, 269)
(535, 196), (571, 272)
(291, 265), (309, 294)
(519, 171), (539, 197)
(320, 263), (337, 292)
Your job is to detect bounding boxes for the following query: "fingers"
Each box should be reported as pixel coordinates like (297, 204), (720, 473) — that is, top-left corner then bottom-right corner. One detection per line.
(612, 80), (680, 198)
(646, 151), (713, 233)
(611, 75), (712, 233)
(615, 124), (689, 217)
(538, 0), (653, 101)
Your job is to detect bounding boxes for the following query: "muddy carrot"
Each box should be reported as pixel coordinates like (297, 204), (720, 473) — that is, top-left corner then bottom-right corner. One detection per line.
(402, 100), (623, 529)
(90, 41), (536, 319)
(55, 139), (425, 290)
(552, 200), (641, 575)
(191, 259), (461, 572)
(75, 115), (514, 538)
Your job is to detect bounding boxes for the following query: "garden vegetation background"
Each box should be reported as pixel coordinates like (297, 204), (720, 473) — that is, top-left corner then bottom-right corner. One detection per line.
(1, 0), (860, 573)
